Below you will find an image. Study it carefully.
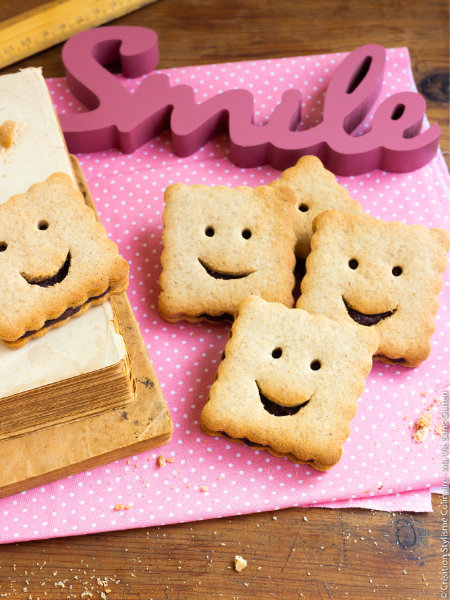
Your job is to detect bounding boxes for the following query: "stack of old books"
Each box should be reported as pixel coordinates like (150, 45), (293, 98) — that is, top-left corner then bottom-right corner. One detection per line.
(0, 68), (172, 498)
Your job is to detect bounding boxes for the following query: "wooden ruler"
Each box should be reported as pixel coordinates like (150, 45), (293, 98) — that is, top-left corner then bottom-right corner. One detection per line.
(0, 0), (159, 70)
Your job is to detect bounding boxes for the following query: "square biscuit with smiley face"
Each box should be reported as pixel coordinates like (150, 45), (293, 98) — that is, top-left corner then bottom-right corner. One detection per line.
(200, 295), (378, 470)
(297, 210), (450, 367)
(158, 183), (297, 323)
(270, 155), (364, 258)
(0, 172), (129, 347)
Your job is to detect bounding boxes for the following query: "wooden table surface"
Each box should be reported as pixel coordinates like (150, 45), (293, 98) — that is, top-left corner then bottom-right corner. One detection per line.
(0, 1), (448, 598)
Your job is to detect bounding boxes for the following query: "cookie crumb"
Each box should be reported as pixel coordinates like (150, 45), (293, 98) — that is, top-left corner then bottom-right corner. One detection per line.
(413, 413), (432, 443)
(234, 555), (247, 572)
(113, 504), (123, 511)
(0, 120), (23, 149)
(200, 485), (208, 492)
(416, 413), (432, 429)
(157, 455), (166, 467)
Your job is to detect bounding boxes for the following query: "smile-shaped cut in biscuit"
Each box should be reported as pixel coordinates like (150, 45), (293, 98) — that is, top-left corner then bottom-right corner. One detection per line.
(158, 183), (297, 323)
(0, 173), (129, 347)
(201, 296), (378, 470)
(270, 156), (364, 258)
(343, 297), (396, 326)
(298, 210), (450, 367)
(198, 257), (255, 280)
(21, 251), (71, 287)
(256, 380), (310, 416)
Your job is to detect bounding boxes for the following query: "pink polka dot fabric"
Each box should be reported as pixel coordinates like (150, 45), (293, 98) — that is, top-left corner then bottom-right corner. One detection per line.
(1, 48), (448, 543)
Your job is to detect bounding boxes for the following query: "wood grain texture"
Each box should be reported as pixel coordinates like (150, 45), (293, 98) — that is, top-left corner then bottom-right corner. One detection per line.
(0, 496), (442, 599)
(0, 0), (159, 68)
(0, 0), (447, 597)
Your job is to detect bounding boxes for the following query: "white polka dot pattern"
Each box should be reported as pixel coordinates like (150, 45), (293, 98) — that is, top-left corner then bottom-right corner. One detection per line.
(0, 48), (447, 543)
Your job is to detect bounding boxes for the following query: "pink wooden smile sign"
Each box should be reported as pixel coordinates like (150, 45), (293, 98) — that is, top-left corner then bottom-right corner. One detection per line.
(60, 26), (440, 175)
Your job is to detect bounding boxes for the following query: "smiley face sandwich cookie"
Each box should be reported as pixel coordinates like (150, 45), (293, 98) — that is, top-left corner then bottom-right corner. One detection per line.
(0, 172), (129, 347)
(297, 210), (450, 367)
(201, 295), (378, 471)
(158, 183), (297, 323)
(270, 155), (364, 258)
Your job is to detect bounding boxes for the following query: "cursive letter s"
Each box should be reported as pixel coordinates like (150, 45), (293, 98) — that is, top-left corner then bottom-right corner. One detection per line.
(60, 26), (159, 153)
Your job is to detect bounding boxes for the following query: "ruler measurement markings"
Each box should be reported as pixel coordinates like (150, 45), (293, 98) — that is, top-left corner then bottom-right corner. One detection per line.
(0, 0), (156, 70)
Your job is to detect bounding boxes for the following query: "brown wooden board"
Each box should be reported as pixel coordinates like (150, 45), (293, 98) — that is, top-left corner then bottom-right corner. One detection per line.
(0, 156), (173, 499)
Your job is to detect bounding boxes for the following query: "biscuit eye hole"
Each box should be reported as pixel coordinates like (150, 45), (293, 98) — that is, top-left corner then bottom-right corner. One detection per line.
(392, 266), (402, 276)
(205, 226), (215, 237)
(310, 360), (321, 371)
(299, 203), (309, 212)
(348, 259), (359, 270)
(242, 229), (252, 239)
(38, 220), (49, 230)
(272, 347), (283, 359)
(0, 242), (7, 252)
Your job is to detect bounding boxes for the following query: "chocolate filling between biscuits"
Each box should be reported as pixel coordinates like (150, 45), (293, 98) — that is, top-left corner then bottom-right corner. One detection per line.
(198, 312), (234, 322)
(343, 297), (396, 326)
(198, 258), (255, 280)
(374, 355), (406, 364)
(256, 382), (310, 416)
(220, 431), (262, 447)
(21, 251), (71, 287)
(19, 288), (110, 340)
(214, 385), (310, 448)
(218, 431), (316, 467)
